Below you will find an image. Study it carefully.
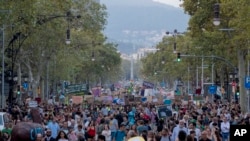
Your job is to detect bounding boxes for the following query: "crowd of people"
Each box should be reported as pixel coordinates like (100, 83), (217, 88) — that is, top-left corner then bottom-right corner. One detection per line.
(0, 96), (248, 141)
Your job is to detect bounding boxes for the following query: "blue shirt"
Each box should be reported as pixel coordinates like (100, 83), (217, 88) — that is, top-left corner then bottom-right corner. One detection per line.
(47, 121), (60, 138)
(115, 130), (126, 141)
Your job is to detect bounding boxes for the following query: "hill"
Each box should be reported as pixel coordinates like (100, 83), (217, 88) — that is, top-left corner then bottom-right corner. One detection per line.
(101, 0), (190, 54)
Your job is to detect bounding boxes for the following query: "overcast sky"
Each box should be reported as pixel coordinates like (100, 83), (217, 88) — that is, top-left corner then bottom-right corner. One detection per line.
(153, 0), (182, 8)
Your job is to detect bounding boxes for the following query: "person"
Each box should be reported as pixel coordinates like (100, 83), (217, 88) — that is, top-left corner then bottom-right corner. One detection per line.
(176, 130), (187, 141)
(137, 120), (147, 135)
(115, 124), (126, 141)
(98, 135), (106, 141)
(101, 124), (111, 141)
(44, 129), (56, 141)
(1, 123), (12, 139)
(188, 122), (201, 140)
(36, 133), (43, 141)
(220, 117), (229, 141)
(213, 130), (222, 141)
(128, 107), (136, 125)
(160, 128), (171, 141)
(171, 120), (188, 141)
(189, 130), (197, 141)
(56, 131), (69, 141)
(206, 128), (212, 141)
(109, 115), (118, 141)
(97, 119), (105, 136)
(75, 124), (85, 139)
(47, 118), (60, 139)
(68, 128), (78, 141)
(87, 121), (96, 140)
(186, 135), (194, 141)
(199, 131), (211, 141)
(147, 131), (155, 141)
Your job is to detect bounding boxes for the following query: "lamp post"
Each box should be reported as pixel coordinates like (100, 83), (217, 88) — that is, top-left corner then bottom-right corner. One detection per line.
(0, 9), (11, 109)
(1, 26), (5, 109)
(7, 32), (25, 107)
(166, 29), (178, 54)
(213, 3), (220, 26)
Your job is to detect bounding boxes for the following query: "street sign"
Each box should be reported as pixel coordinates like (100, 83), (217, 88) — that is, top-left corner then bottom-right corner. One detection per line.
(245, 76), (250, 89)
(209, 85), (217, 94)
(23, 82), (28, 89)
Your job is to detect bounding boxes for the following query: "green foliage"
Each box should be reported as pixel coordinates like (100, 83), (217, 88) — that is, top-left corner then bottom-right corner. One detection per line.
(0, 0), (121, 87)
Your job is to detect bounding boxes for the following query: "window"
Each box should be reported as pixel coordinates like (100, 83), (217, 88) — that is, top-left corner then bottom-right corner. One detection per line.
(0, 116), (3, 125)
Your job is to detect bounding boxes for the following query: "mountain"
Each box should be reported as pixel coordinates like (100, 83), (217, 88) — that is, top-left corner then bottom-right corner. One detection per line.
(101, 0), (190, 54)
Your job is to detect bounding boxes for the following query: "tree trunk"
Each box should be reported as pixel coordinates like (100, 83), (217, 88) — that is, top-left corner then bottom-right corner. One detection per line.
(238, 49), (247, 113)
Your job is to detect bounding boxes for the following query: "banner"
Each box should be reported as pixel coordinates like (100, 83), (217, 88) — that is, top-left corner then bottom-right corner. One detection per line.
(144, 89), (153, 96)
(92, 87), (101, 97)
(142, 81), (154, 89)
(72, 96), (83, 104)
(156, 105), (172, 119)
(84, 95), (94, 103)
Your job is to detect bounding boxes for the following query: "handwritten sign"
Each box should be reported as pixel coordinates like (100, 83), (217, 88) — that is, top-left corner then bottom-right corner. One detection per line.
(72, 96), (83, 104)
(28, 100), (38, 108)
(143, 81), (154, 88)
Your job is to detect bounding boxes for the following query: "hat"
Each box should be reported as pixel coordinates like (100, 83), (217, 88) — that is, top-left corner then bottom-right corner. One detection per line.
(128, 136), (145, 141)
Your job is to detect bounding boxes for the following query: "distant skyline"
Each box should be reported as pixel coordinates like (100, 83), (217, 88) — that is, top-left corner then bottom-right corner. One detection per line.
(153, 0), (183, 8)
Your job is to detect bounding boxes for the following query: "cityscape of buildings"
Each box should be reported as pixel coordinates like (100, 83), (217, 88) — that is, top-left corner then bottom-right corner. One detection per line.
(120, 47), (159, 61)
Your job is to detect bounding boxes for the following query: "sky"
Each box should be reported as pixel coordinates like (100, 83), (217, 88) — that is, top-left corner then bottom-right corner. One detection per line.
(153, 0), (183, 8)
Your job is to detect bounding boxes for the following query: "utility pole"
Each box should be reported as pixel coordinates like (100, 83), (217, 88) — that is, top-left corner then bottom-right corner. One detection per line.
(248, 49), (250, 112)
(130, 55), (134, 80)
(187, 66), (190, 94)
(196, 66), (199, 88)
(1, 25), (5, 109)
(0, 10), (11, 109)
(201, 57), (204, 95)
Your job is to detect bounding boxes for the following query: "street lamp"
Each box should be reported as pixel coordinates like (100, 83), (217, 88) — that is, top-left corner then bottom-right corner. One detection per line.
(166, 29), (183, 54)
(91, 51), (95, 61)
(213, 3), (220, 26)
(161, 57), (165, 64)
(65, 28), (71, 44)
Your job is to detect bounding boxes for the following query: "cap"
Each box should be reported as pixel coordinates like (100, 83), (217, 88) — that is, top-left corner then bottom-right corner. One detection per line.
(128, 136), (145, 141)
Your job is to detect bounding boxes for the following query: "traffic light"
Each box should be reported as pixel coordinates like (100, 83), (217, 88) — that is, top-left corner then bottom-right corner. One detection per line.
(213, 3), (220, 26)
(236, 86), (240, 96)
(177, 53), (181, 62)
(173, 42), (177, 53)
(17, 85), (21, 95)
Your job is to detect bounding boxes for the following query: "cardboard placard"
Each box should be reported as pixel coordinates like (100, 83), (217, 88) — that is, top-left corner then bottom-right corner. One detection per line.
(72, 96), (83, 104)
(29, 100), (38, 108)
(84, 95), (94, 103)
(147, 96), (152, 102)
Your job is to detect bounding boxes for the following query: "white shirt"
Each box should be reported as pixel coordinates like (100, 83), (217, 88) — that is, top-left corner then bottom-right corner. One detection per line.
(102, 130), (111, 141)
(220, 121), (230, 133)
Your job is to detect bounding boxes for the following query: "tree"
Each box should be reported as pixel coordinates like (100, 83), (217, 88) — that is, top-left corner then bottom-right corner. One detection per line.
(0, 0), (120, 99)
(182, 0), (250, 112)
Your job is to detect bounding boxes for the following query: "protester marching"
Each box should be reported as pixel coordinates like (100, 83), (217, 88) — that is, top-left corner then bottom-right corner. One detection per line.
(0, 85), (247, 141)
